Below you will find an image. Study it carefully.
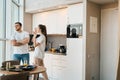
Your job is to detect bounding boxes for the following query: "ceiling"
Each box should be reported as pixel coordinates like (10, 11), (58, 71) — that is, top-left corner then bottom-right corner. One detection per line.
(25, 0), (83, 13)
(88, 0), (118, 4)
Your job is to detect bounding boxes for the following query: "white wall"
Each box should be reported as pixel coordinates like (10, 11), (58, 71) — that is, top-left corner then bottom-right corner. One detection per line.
(86, 1), (101, 80)
(23, 13), (32, 33)
(5, 0), (24, 60)
(100, 8), (119, 80)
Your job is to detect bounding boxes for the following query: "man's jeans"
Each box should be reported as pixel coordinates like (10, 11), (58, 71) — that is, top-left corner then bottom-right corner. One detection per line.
(13, 53), (29, 64)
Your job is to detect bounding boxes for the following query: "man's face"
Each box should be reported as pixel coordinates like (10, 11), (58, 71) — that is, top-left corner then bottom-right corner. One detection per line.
(15, 24), (21, 31)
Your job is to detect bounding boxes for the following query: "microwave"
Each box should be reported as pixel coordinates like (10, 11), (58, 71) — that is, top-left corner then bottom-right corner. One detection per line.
(66, 24), (83, 38)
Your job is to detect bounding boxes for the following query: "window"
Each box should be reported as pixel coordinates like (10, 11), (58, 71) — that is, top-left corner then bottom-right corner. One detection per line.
(0, 0), (24, 65)
(0, 0), (6, 66)
(12, 0), (19, 4)
(11, 0), (20, 30)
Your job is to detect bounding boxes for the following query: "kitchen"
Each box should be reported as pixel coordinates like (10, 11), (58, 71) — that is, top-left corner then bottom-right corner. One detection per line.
(0, 0), (120, 80)
(27, 2), (84, 80)
(24, 0), (120, 80)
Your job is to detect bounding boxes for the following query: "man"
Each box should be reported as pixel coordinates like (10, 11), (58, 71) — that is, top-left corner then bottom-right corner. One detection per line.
(11, 22), (30, 64)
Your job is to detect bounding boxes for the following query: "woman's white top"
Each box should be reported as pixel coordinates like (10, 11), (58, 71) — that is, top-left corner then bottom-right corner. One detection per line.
(34, 34), (46, 59)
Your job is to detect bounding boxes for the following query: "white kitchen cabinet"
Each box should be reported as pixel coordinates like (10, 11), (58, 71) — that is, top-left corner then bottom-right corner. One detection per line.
(44, 38), (83, 80)
(56, 9), (67, 34)
(51, 55), (68, 80)
(33, 3), (83, 34)
(44, 53), (53, 79)
(44, 53), (68, 80)
(33, 12), (56, 34)
(67, 3), (83, 24)
(33, 9), (67, 34)
(45, 11), (57, 34)
(33, 12), (48, 28)
(45, 9), (67, 34)
(66, 38), (83, 80)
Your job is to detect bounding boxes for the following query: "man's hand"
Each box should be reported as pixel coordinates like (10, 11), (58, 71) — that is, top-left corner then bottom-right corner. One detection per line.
(11, 37), (29, 46)
(18, 37), (29, 45)
(11, 40), (23, 46)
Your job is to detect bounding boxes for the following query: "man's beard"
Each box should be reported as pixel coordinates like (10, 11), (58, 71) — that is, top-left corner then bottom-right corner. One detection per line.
(16, 28), (21, 31)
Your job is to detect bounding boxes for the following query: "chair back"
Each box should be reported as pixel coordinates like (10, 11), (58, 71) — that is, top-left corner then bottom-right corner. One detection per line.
(0, 72), (29, 80)
(2, 60), (20, 67)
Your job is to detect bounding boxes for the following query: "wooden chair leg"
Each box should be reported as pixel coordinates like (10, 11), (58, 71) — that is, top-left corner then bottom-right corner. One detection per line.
(33, 74), (39, 80)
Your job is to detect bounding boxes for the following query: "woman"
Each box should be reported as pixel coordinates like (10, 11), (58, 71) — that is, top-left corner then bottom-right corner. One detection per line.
(32, 24), (48, 80)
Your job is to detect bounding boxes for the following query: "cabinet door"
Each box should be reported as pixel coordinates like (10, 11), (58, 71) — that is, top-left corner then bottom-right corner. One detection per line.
(56, 9), (67, 34)
(33, 9), (68, 34)
(67, 38), (83, 80)
(33, 12), (48, 29)
(46, 11), (57, 34)
(44, 54), (52, 79)
(51, 55), (69, 80)
(67, 3), (83, 24)
(52, 65), (68, 80)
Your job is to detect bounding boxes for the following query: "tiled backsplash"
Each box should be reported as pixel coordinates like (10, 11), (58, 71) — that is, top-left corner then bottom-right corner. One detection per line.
(47, 35), (66, 49)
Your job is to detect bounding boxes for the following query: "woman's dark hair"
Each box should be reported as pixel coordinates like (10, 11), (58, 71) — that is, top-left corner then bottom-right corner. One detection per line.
(38, 24), (47, 46)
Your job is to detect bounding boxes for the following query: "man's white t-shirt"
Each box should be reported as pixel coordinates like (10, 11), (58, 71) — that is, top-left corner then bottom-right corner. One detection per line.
(11, 31), (29, 54)
(34, 34), (45, 59)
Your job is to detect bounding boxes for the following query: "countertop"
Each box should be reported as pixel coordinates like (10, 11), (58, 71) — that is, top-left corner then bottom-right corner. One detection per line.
(29, 51), (66, 56)
(45, 51), (66, 56)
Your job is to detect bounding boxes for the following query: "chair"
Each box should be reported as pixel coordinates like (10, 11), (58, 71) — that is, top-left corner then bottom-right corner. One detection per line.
(0, 72), (29, 80)
(2, 60), (20, 67)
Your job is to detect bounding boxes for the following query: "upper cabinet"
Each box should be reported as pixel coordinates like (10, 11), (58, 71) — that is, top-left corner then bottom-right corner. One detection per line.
(32, 3), (83, 34)
(67, 3), (83, 24)
(33, 12), (48, 27)
(46, 11), (57, 34)
(56, 9), (67, 34)
(33, 9), (67, 34)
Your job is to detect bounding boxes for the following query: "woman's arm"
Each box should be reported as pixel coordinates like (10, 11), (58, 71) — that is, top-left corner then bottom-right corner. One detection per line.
(33, 35), (40, 47)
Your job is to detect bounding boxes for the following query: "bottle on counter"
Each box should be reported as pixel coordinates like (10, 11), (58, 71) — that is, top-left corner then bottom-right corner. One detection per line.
(67, 25), (71, 38)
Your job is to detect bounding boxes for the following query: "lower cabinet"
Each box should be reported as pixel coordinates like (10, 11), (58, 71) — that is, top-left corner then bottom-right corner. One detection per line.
(30, 39), (83, 80)
(44, 45), (83, 80)
(44, 53), (68, 80)
(44, 54), (52, 79)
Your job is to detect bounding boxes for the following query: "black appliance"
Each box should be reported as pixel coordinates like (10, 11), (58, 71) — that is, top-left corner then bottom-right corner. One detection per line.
(58, 44), (66, 54)
(28, 34), (41, 46)
(66, 24), (83, 38)
(28, 34), (34, 46)
(67, 25), (71, 38)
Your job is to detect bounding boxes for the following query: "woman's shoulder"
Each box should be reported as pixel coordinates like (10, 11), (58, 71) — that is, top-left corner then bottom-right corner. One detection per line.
(40, 34), (45, 38)
(37, 34), (45, 39)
